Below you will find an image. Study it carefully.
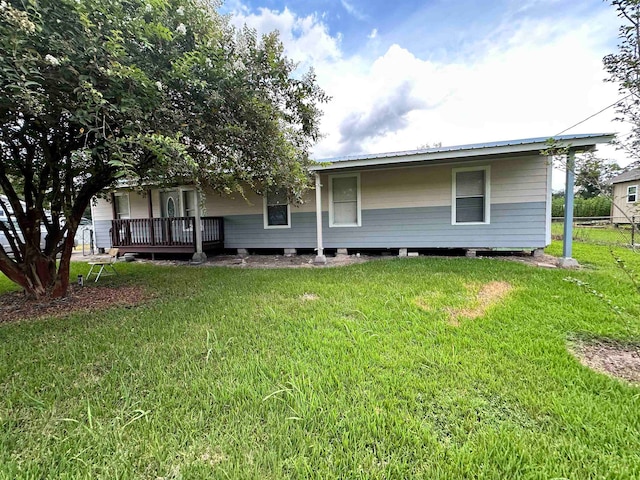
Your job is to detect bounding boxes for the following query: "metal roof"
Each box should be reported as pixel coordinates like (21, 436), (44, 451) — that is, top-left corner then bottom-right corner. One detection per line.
(311, 133), (616, 171)
(611, 167), (640, 184)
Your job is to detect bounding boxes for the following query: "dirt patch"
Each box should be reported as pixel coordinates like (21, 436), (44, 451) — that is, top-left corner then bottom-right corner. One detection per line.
(131, 253), (375, 269)
(571, 339), (640, 384)
(200, 448), (228, 466)
(0, 284), (151, 325)
(300, 293), (319, 301)
(493, 253), (559, 269)
(447, 281), (514, 326)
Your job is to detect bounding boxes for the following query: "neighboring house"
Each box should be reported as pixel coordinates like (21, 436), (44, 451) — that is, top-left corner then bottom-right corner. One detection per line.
(90, 133), (614, 260)
(611, 168), (640, 225)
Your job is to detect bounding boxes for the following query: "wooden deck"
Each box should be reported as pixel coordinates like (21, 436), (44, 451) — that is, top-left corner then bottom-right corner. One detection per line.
(111, 217), (224, 254)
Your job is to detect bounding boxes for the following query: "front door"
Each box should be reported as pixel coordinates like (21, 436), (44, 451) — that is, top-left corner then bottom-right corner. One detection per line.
(159, 190), (183, 244)
(160, 190), (180, 218)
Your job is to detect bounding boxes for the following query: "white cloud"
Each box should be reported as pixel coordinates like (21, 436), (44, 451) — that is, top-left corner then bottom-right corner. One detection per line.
(228, 3), (631, 186)
(317, 10), (624, 161)
(229, 6), (341, 70)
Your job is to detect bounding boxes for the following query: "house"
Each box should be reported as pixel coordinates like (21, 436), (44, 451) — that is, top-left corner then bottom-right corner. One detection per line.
(611, 168), (640, 225)
(90, 133), (614, 263)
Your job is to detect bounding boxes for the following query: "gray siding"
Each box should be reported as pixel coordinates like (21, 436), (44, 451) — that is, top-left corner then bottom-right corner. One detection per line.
(94, 219), (112, 249)
(224, 201), (547, 249)
(224, 214), (316, 248)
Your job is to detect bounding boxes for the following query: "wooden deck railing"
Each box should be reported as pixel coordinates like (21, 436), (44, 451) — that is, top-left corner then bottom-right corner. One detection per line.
(111, 217), (224, 253)
(202, 216), (224, 247)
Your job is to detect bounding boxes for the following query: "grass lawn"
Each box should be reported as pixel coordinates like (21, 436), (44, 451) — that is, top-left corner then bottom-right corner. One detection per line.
(551, 221), (638, 246)
(1, 243), (639, 479)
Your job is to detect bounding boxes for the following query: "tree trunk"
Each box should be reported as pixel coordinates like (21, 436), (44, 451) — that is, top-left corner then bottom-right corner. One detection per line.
(0, 231), (77, 300)
(23, 251), (56, 298)
(18, 247), (73, 299)
(50, 234), (76, 298)
(14, 248), (59, 298)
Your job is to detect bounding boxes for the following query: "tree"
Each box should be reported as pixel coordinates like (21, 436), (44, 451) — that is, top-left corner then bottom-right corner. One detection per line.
(416, 141), (442, 150)
(604, 0), (640, 168)
(0, 0), (327, 298)
(575, 153), (620, 199)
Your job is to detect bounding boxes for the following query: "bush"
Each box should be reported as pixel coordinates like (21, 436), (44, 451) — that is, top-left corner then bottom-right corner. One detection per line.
(552, 196), (612, 217)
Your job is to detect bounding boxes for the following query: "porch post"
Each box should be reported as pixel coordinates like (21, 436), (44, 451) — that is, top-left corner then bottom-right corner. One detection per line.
(192, 190), (207, 263)
(110, 192), (117, 219)
(147, 190), (153, 218)
(559, 149), (579, 268)
(314, 172), (327, 264)
(147, 190), (156, 248)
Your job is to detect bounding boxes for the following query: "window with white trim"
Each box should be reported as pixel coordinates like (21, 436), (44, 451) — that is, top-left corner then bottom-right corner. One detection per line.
(627, 185), (638, 203)
(114, 193), (131, 219)
(329, 174), (361, 227)
(264, 189), (290, 228)
(452, 166), (490, 224)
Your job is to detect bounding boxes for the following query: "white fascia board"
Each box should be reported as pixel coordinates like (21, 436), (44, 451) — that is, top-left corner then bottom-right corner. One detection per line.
(310, 134), (616, 172)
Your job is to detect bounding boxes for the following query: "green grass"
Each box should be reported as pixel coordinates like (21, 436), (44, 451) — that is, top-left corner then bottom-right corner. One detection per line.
(1, 244), (639, 479)
(551, 221), (638, 246)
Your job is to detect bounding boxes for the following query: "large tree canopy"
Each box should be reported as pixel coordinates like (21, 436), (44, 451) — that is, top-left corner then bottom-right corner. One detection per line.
(604, 0), (640, 166)
(0, 0), (327, 298)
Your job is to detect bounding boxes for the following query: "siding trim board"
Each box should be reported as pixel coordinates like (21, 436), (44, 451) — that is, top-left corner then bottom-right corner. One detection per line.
(545, 157), (552, 245)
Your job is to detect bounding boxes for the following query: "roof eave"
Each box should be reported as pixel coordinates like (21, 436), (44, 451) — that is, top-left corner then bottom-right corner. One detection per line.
(612, 176), (640, 184)
(310, 134), (616, 172)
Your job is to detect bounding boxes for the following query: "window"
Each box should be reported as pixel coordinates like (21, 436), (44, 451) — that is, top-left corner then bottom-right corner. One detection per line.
(452, 166), (490, 224)
(114, 193), (130, 219)
(166, 197), (176, 217)
(330, 174), (361, 227)
(264, 189), (290, 228)
(182, 190), (196, 217)
(628, 185), (638, 203)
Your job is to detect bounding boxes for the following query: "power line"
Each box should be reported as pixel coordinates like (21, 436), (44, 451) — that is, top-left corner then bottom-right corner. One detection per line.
(554, 93), (632, 136)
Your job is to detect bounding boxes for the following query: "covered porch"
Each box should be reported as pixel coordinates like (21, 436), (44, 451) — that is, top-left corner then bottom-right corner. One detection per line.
(110, 216), (224, 255)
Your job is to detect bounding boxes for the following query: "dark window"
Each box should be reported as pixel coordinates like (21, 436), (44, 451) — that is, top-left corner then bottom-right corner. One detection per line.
(265, 190), (289, 227)
(455, 169), (486, 223)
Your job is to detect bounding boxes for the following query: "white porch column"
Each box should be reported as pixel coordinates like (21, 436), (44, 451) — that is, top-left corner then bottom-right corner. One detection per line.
(559, 149), (579, 268)
(314, 172), (327, 264)
(192, 190), (207, 263)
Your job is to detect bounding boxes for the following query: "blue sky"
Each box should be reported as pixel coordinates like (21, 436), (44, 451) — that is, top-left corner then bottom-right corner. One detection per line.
(226, 0), (616, 61)
(223, 0), (628, 180)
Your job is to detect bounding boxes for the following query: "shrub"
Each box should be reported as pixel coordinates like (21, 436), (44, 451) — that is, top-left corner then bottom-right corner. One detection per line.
(552, 196), (612, 218)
